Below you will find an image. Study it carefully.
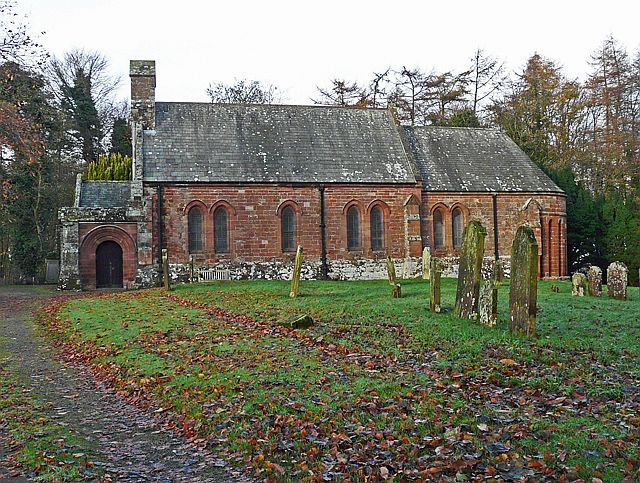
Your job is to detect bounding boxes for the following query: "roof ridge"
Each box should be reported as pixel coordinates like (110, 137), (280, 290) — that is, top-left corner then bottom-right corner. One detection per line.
(155, 101), (390, 112)
(414, 125), (501, 132)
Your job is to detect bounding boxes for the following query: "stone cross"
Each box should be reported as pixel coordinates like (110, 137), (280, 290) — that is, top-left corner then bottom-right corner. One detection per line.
(386, 256), (401, 298)
(479, 282), (496, 326)
(429, 257), (442, 313)
(509, 225), (538, 336)
(571, 273), (588, 296)
(607, 261), (627, 300)
(289, 245), (304, 298)
(454, 220), (487, 319)
(162, 248), (170, 291)
(189, 254), (195, 282)
(422, 246), (431, 280)
(587, 266), (602, 296)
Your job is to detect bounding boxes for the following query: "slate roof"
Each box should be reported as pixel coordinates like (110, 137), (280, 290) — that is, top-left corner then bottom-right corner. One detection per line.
(79, 181), (131, 208)
(404, 126), (563, 193)
(142, 103), (416, 184)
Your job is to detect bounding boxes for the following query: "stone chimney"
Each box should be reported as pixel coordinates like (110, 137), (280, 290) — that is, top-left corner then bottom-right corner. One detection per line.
(130, 60), (156, 130)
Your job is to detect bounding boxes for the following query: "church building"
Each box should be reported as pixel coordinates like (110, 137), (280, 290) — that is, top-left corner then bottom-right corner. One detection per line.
(58, 60), (567, 290)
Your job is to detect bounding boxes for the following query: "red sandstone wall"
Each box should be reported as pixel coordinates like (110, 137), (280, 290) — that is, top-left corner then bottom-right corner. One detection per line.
(422, 192), (567, 277)
(157, 183), (421, 263)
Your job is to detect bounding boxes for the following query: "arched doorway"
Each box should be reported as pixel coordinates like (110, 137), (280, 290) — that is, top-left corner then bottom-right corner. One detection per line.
(96, 241), (123, 288)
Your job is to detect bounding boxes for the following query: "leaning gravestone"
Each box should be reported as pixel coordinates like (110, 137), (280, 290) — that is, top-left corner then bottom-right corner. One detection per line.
(454, 221), (487, 319)
(430, 257), (442, 313)
(289, 245), (304, 298)
(479, 282), (496, 326)
(607, 261), (627, 300)
(422, 247), (431, 281)
(509, 225), (538, 336)
(587, 266), (602, 297)
(385, 256), (401, 298)
(571, 272), (588, 296)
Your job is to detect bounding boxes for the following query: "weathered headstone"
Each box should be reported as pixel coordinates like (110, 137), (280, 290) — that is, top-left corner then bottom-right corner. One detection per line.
(607, 261), (627, 300)
(386, 256), (401, 298)
(429, 257), (442, 313)
(289, 245), (304, 298)
(571, 273), (588, 296)
(587, 266), (602, 297)
(422, 247), (431, 280)
(509, 225), (538, 336)
(479, 282), (496, 326)
(454, 221), (487, 319)
(162, 248), (170, 291)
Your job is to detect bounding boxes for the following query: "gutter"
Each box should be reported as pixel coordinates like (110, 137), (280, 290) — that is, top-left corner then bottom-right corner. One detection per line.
(318, 185), (328, 279)
(157, 185), (164, 264)
(492, 193), (499, 260)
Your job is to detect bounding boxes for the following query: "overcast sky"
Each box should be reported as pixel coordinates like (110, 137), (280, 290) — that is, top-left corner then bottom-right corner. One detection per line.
(16, 0), (640, 105)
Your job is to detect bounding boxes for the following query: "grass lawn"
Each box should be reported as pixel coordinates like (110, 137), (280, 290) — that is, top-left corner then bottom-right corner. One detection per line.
(44, 278), (639, 481)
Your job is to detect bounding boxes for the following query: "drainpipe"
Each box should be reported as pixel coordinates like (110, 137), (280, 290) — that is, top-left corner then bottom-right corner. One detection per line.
(318, 185), (329, 279)
(157, 185), (164, 264)
(492, 193), (499, 260)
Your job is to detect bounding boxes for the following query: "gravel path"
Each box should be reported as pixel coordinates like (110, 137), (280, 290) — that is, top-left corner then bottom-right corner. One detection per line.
(0, 286), (248, 482)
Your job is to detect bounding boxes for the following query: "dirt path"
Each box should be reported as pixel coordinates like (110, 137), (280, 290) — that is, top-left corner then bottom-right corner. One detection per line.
(0, 286), (247, 482)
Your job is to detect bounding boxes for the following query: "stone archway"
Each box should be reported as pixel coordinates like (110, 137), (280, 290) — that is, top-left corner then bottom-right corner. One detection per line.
(79, 225), (137, 289)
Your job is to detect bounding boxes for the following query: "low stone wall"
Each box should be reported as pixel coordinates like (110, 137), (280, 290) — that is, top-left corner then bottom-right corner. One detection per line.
(438, 256), (511, 280)
(158, 257), (424, 286)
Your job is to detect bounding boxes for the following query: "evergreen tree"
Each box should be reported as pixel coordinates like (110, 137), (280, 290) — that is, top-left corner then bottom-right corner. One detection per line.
(109, 116), (131, 156)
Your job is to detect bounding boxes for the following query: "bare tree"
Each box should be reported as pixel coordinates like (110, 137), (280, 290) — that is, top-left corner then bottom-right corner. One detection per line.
(0, 0), (47, 66)
(207, 79), (282, 104)
(368, 68), (391, 108)
(469, 49), (506, 118)
(313, 79), (367, 106)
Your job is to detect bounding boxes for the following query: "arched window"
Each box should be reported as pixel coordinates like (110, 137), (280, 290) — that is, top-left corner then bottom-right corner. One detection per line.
(188, 207), (203, 253)
(214, 207), (228, 253)
(281, 205), (296, 252)
(370, 206), (384, 251)
(452, 208), (463, 249)
(347, 206), (361, 251)
(433, 209), (444, 249)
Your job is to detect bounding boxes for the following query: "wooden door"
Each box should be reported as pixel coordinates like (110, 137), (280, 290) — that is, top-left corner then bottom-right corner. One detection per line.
(96, 241), (123, 288)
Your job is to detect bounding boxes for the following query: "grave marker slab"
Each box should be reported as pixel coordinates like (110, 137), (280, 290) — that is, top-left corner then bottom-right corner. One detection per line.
(509, 225), (538, 336)
(454, 221), (487, 319)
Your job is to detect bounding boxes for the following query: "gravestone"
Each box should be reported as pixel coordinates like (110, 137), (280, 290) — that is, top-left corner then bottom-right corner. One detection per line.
(607, 261), (627, 300)
(550, 284), (560, 293)
(386, 256), (401, 298)
(587, 266), (602, 297)
(422, 247), (431, 280)
(479, 282), (496, 326)
(429, 257), (442, 313)
(571, 273), (588, 296)
(509, 225), (538, 336)
(289, 245), (304, 298)
(162, 248), (170, 291)
(454, 221), (487, 319)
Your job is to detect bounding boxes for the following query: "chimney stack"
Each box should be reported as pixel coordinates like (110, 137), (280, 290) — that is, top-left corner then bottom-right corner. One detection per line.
(130, 60), (156, 130)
